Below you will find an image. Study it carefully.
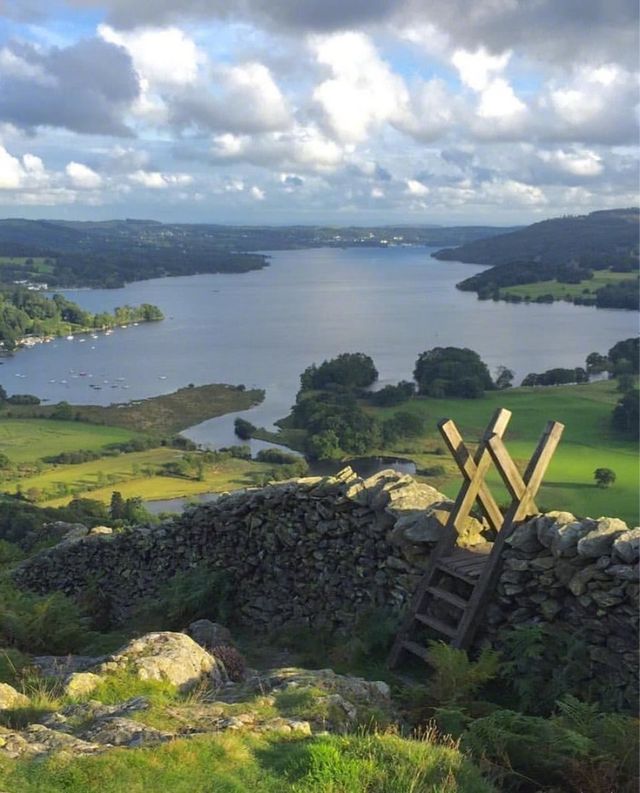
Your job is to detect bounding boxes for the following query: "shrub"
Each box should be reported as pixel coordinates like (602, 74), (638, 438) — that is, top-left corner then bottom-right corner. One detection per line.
(211, 645), (246, 682)
(0, 582), (89, 654)
(463, 708), (591, 789)
(234, 417), (256, 440)
(497, 624), (613, 714)
(425, 642), (500, 708)
(255, 448), (301, 465)
(134, 565), (233, 631)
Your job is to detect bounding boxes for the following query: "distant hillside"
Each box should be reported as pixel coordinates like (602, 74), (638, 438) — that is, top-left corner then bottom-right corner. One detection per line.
(0, 218), (515, 289)
(440, 209), (639, 310)
(434, 208), (639, 266)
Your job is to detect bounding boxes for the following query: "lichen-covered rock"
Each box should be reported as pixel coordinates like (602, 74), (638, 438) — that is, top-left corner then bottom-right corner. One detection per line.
(549, 520), (593, 557)
(63, 672), (101, 698)
(577, 517), (629, 558)
(535, 512), (578, 549)
(97, 632), (224, 691)
(89, 525), (113, 536)
(0, 724), (102, 759)
(79, 717), (172, 748)
(612, 528), (640, 564)
(0, 683), (28, 710)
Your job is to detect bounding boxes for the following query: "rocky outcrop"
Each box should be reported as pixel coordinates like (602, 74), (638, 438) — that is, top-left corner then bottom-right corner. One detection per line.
(0, 683), (29, 710)
(96, 632), (225, 692)
(0, 631), (394, 759)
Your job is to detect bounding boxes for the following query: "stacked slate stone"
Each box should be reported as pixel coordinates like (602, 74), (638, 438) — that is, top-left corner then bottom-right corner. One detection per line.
(483, 512), (639, 707)
(14, 468), (471, 630)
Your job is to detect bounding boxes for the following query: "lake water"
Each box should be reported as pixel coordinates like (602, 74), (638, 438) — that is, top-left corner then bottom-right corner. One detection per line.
(1, 247), (636, 449)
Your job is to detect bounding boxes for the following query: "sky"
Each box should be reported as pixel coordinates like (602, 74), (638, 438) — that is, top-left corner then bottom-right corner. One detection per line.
(0, 0), (637, 225)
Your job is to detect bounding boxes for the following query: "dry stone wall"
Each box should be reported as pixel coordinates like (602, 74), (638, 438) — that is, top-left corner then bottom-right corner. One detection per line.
(15, 469), (464, 629)
(14, 469), (638, 699)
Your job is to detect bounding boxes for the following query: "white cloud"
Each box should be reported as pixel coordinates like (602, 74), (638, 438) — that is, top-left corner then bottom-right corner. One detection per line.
(66, 161), (103, 189)
(539, 148), (603, 177)
(371, 186), (384, 198)
(452, 47), (511, 92)
(400, 77), (458, 141)
(477, 78), (526, 119)
(168, 60), (290, 134)
(482, 178), (548, 206)
(544, 63), (638, 143)
(406, 178), (430, 196)
(98, 24), (203, 86)
(250, 185), (265, 200)
(311, 32), (409, 143)
(129, 169), (193, 188)
(0, 145), (26, 189)
(209, 124), (346, 172)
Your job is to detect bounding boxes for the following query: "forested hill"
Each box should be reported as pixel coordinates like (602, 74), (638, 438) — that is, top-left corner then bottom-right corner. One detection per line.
(0, 219), (513, 289)
(433, 208), (639, 266)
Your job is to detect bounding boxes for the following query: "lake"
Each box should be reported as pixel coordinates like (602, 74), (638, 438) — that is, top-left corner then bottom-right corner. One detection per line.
(1, 246), (636, 449)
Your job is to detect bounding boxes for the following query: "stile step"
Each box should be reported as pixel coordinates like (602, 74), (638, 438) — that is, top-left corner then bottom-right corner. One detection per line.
(401, 640), (430, 661)
(425, 586), (469, 610)
(414, 613), (458, 638)
(436, 562), (477, 585)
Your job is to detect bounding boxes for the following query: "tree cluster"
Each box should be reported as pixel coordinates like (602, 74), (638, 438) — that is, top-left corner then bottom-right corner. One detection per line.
(413, 347), (494, 398)
(300, 352), (378, 391)
(521, 368), (588, 387)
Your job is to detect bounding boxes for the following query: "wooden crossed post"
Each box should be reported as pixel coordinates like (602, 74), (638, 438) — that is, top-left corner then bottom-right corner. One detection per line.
(388, 408), (564, 665)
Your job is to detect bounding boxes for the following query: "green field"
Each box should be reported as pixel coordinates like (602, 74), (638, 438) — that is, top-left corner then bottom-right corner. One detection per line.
(41, 456), (270, 507)
(0, 419), (137, 463)
(368, 380), (639, 526)
(500, 270), (637, 300)
(2, 383), (264, 436)
(0, 256), (54, 276)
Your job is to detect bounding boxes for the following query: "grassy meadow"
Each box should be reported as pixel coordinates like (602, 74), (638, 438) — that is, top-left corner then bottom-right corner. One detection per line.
(499, 270), (638, 301)
(367, 379), (639, 525)
(40, 456), (270, 508)
(0, 383), (271, 508)
(0, 419), (137, 464)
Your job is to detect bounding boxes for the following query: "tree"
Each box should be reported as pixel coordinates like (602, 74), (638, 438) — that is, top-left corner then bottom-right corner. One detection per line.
(608, 338), (639, 376)
(585, 352), (609, 376)
(51, 401), (73, 420)
(234, 417), (256, 440)
(306, 430), (342, 460)
(611, 389), (639, 439)
(616, 374), (635, 393)
(109, 491), (125, 520)
(300, 352), (378, 391)
(414, 347), (494, 398)
(0, 384), (6, 402)
(495, 366), (514, 390)
(594, 468), (616, 488)
(370, 380), (415, 407)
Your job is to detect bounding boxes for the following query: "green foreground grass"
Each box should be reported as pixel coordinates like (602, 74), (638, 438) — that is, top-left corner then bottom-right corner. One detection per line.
(0, 730), (492, 793)
(499, 270), (638, 301)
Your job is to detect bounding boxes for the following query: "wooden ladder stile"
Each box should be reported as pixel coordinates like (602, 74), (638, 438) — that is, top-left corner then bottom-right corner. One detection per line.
(387, 408), (511, 667)
(388, 410), (564, 667)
